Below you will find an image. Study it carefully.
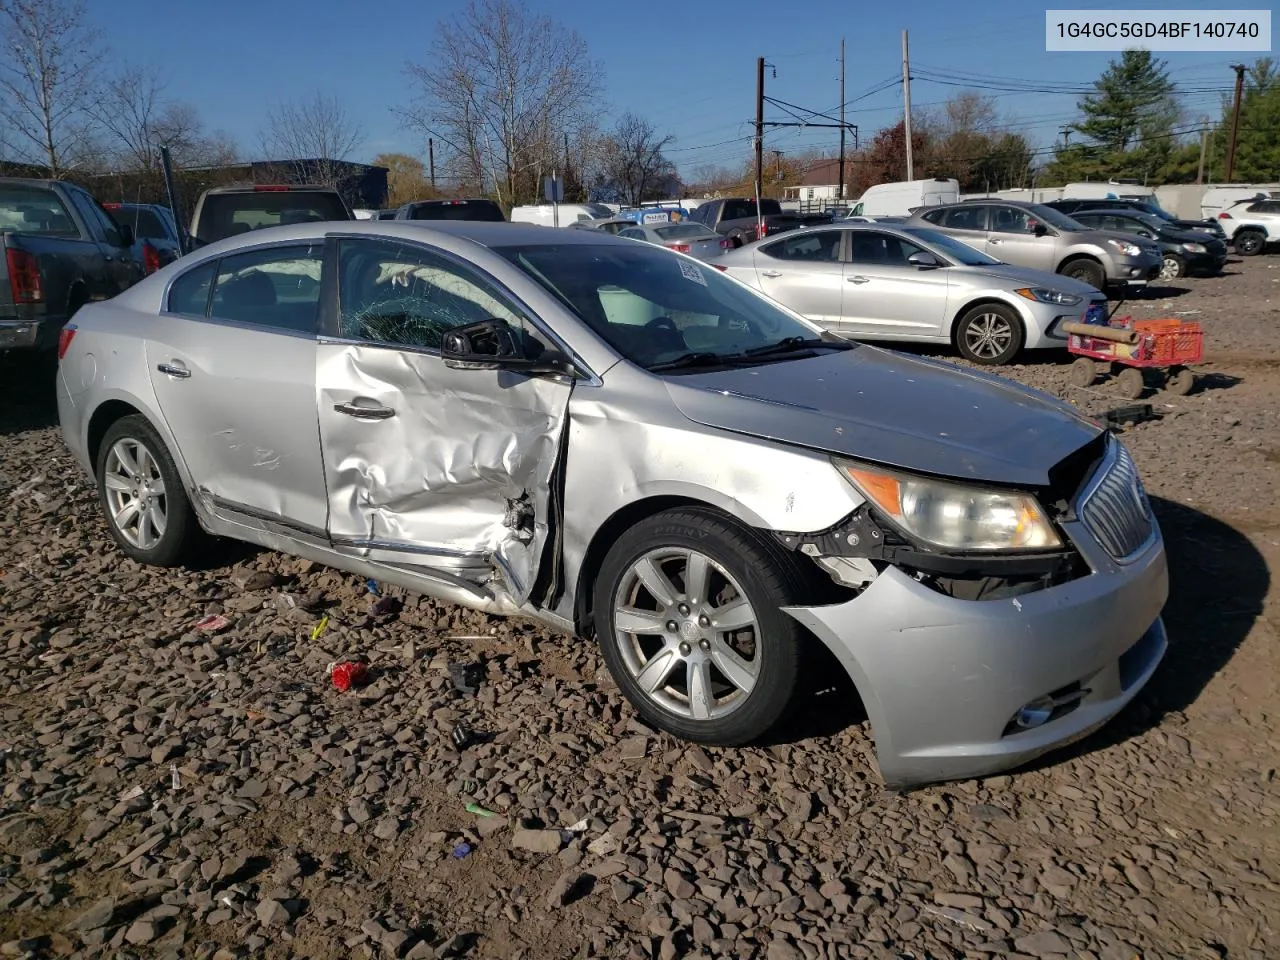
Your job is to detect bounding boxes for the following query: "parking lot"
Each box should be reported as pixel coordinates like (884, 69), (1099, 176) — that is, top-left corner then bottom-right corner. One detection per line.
(1, 257), (1278, 960)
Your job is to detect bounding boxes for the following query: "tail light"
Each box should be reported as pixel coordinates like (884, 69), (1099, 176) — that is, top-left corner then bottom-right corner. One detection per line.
(667, 243), (691, 253)
(1218, 212), (1231, 219)
(254, 185), (290, 192)
(712, 264), (728, 271)
(719, 238), (733, 249)
(102, 202), (122, 210)
(142, 242), (162, 275)
(6, 248), (43, 304)
(57, 324), (76, 359)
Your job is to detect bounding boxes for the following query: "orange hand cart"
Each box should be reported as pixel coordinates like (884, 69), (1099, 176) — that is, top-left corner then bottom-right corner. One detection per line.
(1062, 316), (1204, 400)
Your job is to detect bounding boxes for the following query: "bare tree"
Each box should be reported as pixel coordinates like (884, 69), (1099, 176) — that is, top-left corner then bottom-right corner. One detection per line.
(257, 92), (363, 187)
(600, 113), (675, 205)
(0, 0), (104, 177)
(402, 0), (603, 207)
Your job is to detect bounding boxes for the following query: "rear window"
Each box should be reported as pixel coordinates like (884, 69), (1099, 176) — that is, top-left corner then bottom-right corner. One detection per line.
(194, 190), (350, 243)
(654, 223), (717, 240)
(0, 185), (78, 237)
(408, 200), (506, 222)
(111, 206), (170, 241)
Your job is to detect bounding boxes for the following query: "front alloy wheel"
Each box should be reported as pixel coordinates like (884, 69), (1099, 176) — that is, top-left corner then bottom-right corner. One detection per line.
(1159, 255), (1185, 280)
(102, 438), (168, 551)
(955, 304), (1024, 365)
(594, 508), (805, 745)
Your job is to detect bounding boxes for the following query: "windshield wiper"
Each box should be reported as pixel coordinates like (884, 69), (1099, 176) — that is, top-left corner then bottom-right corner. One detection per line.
(744, 336), (853, 357)
(648, 351), (742, 371)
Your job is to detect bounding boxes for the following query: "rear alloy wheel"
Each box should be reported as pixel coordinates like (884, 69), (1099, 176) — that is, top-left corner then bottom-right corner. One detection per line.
(95, 415), (201, 566)
(955, 304), (1024, 365)
(594, 509), (804, 745)
(1159, 254), (1185, 280)
(1234, 230), (1265, 256)
(1059, 258), (1106, 291)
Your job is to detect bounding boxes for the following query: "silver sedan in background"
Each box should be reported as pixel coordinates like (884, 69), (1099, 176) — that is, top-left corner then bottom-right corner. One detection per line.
(56, 221), (1166, 788)
(717, 223), (1109, 365)
(617, 221), (730, 261)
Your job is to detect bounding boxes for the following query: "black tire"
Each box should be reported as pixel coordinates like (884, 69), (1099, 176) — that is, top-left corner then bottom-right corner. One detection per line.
(1158, 254), (1185, 280)
(1058, 258), (1106, 291)
(593, 508), (805, 745)
(954, 303), (1025, 365)
(95, 414), (202, 567)
(1234, 230), (1265, 256)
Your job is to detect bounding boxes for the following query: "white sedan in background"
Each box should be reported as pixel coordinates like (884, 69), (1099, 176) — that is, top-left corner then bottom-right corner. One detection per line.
(716, 223), (1108, 365)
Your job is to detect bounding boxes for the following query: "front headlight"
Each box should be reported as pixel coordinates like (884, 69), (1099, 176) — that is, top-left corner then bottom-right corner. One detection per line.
(835, 459), (1062, 551)
(1106, 239), (1142, 257)
(1015, 287), (1082, 306)
(1182, 242), (1206, 253)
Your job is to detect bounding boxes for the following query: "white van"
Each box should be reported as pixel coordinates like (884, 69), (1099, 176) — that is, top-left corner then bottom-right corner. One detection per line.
(959, 187), (1064, 204)
(509, 202), (615, 227)
(1061, 181), (1154, 201)
(1199, 184), (1280, 220)
(848, 178), (959, 217)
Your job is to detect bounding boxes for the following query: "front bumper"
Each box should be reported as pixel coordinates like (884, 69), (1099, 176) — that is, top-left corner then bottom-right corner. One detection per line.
(1185, 250), (1226, 275)
(1111, 255), (1162, 286)
(784, 524), (1168, 788)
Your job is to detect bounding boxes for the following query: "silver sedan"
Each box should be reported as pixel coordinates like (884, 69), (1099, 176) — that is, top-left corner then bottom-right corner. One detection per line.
(717, 223), (1108, 365)
(617, 221), (730, 261)
(56, 221), (1166, 788)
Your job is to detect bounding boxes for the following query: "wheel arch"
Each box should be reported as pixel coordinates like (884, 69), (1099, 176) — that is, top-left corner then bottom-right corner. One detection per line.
(948, 295), (1026, 346)
(1056, 252), (1104, 273)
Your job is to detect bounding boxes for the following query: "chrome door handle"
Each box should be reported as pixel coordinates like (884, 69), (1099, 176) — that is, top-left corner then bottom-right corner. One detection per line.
(760, 270), (782, 278)
(989, 238), (1003, 245)
(156, 362), (190, 379)
(847, 276), (869, 284)
(334, 400), (396, 421)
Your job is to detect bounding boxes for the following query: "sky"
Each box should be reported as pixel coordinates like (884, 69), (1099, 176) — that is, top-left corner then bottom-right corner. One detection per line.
(103, 0), (1263, 179)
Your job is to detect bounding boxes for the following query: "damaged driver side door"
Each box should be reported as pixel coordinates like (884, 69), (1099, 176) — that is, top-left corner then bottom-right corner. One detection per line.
(315, 236), (574, 605)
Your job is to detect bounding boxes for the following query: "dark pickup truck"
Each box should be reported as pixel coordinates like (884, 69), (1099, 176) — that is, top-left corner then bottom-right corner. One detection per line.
(0, 178), (144, 352)
(690, 197), (832, 246)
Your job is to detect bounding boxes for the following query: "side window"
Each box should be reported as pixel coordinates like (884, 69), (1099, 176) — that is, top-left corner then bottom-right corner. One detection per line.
(63, 190), (99, 240)
(920, 208), (945, 225)
(337, 238), (531, 351)
(1073, 214), (1100, 230)
(208, 243), (323, 334)
(167, 261), (217, 316)
(89, 200), (126, 246)
(618, 228), (648, 241)
(762, 230), (842, 262)
(849, 231), (917, 265)
(1108, 216), (1138, 234)
(989, 206), (1032, 234)
(943, 206), (987, 231)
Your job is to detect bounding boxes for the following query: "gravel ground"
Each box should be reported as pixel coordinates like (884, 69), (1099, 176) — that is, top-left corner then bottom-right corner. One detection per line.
(1, 256), (1278, 960)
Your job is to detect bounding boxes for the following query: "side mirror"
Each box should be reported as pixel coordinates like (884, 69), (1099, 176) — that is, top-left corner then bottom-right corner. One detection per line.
(1137, 230), (1154, 239)
(118, 223), (135, 247)
(907, 251), (941, 268)
(441, 318), (574, 376)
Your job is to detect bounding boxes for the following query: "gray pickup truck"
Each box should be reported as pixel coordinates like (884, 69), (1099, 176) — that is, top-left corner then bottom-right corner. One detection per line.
(691, 197), (833, 247)
(0, 178), (144, 352)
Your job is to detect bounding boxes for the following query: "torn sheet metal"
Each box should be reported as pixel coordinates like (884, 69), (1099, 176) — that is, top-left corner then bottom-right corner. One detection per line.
(316, 342), (571, 604)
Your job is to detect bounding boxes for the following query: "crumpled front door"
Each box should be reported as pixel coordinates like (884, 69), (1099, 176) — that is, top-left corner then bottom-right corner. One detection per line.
(317, 342), (571, 604)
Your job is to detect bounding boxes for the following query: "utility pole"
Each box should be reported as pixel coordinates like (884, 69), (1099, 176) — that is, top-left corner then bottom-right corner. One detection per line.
(755, 56), (765, 211)
(901, 30), (913, 180)
(838, 37), (846, 207)
(1225, 63), (1246, 182)
(770, 149), (785, 180)
(1196, 117), (1209, 184)
(1059, 126), (1072, 148)
(428, 138), (436, 191)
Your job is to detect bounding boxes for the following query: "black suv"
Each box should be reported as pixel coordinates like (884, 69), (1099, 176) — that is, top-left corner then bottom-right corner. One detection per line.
(393, 199), (506, 222)
(1048, 197), (1225, 240)
(1064, 208), (1227, 280)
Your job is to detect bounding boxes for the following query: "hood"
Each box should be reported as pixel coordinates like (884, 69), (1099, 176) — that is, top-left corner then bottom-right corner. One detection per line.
(664, 346), (1102, 487)
(1162, 226), (1219, 244)
(956, 262), (1103, 298)
(1082, 229), (1160, 255)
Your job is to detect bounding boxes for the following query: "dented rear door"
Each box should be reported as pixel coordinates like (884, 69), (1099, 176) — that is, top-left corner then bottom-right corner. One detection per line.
(316, 236), (572, 602)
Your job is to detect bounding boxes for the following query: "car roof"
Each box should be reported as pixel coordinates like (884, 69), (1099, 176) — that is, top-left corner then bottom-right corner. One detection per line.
(205, 184), (342, 195)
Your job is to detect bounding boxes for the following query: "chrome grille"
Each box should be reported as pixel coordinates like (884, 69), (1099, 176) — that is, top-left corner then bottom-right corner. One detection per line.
(1080, 441), (1153, 560)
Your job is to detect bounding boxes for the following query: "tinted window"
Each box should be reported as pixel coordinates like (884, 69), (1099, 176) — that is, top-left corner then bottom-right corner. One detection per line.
(167, 261), (216, 315)
(1249, 200), (1280, 213)
(989, 205), (1037, 234)
(762, 230), (842, 262)
(0, 185), (78, 236)
(337, 238), (525, 349)
(112, 206), (170, 241)
(654, 223), (718, 241)
(195, 191), (348, 244)
(407, 200), (506, 222)
(919, 208), (946, 225)
(901, 227), (1001, 266)
(208, 244), (323, 333)
(848, 231), (925, 264)
(942, 206), (988, 231)
(618, 228), (648, 241)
